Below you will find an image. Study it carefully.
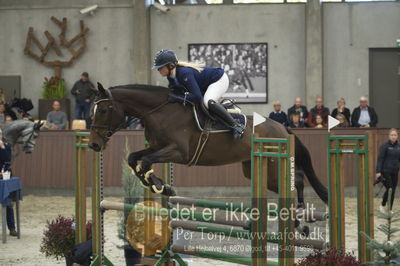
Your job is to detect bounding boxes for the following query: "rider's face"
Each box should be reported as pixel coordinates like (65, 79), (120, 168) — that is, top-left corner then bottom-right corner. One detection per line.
(158, 66), (170, 77)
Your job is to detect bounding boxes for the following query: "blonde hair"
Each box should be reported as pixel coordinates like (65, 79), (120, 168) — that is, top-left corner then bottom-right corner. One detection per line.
(389, 128), (399, 135)
(336, 114), (349, 126)
(337, 97), (345, 104)
(177, 61), (204, 72)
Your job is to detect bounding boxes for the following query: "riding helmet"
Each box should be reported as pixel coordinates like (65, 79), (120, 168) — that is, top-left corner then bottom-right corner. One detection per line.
(152, 50), (178, 70)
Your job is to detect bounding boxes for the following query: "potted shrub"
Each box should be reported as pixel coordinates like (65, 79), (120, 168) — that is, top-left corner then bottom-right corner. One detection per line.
(38, 76), (71, 123)
(296, 248), (367, 266)
(40, 215), (91, 266)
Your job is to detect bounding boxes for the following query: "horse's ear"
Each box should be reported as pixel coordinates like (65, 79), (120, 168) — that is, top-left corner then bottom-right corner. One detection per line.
(97, 82), (108, 98)
(34, 120), (44, 131)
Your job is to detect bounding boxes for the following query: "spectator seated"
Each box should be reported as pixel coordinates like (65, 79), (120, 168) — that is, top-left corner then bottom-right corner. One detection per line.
(45, 100), (67, 130)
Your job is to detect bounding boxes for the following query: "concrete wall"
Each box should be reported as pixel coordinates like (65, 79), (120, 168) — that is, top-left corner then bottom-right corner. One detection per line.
(323, 2), (400, 111)
(1, 1), (399, 117)
(150, 4), (307, 116)
(0, 0), (135, 117)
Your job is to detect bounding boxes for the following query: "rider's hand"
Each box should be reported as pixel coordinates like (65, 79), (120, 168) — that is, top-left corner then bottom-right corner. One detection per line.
(375, 173), (381, 178)
(168, 97), (181, 103)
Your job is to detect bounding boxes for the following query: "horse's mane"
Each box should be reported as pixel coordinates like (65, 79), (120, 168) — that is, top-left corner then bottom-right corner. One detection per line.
(109, 84), (168, 93)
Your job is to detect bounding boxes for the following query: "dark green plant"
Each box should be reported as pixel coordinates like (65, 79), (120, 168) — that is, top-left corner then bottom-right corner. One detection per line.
(40, 215), (92, 260)
(296, 248), (366, 266)
(362, 189), (400, 265)
(42, 76), (66, 99)
(117, 137), (144, 247)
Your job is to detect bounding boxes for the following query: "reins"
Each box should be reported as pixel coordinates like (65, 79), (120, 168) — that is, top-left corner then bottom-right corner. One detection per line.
(91, 89), (171, 142)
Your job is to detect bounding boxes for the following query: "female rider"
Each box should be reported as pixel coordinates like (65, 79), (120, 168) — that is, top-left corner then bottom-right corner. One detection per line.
(152, 49), (244, 139)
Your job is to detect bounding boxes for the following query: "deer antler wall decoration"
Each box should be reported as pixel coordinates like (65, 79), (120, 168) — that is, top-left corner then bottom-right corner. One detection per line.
(24, 16), (90, 79)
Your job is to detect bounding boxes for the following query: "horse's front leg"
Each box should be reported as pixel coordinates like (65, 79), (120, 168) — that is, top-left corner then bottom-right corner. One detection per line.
(127, 148), (155, 187)
(139, 144), (182, 196)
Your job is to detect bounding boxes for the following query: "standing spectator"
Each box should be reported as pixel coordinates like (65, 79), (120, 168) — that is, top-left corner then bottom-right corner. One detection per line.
(287, 97), (308, 124)
(0, 129), (16, 236)
(288, 112), (306, 128)
(331, 98), (351, 122)
(0, 104), (8, 126)
(336, 114), (349, 128)
(71, 72), (95, 128)
(375, 128), (400, 211)
(307, 97), (330, 127)
(314, 114), (326, 128)
(0, 88), (5, 104)
(46, 100), (67, 130)
(351, 96), (378, 128)
(268, 101), (288, 126)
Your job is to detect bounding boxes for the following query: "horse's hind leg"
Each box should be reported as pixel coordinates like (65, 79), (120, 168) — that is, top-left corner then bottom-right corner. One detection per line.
(294, 170), (311, 237)
(295, 170), (306, 209)
(243, 161), (310, 236)
(241, 160), (251, 179)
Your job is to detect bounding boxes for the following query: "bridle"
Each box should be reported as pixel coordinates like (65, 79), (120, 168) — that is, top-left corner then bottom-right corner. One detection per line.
(90, 98), (123, 143)
(19, 128), (37, 149)
(91, 94), (169, 143)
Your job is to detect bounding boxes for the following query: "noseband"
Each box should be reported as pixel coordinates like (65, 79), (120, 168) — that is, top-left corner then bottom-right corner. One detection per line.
(20, 129), (36, 148)
(90, 98), (120, 143)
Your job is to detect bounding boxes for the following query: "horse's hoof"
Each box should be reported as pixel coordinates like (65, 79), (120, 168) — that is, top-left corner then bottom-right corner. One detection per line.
(243, 221), (252, 231)
(297, 203), (306, 209)
(129, 166), (151, 187)
(164, 185), (177, 196)
(300, 225), (310, 237)
(294, 219), (300, 228)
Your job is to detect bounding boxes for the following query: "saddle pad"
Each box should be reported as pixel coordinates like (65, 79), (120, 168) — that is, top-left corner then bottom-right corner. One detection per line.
(193, 106), (247, 133)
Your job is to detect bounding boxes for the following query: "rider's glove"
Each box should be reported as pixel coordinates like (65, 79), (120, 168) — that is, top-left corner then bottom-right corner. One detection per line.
(168, 96), (183, 103)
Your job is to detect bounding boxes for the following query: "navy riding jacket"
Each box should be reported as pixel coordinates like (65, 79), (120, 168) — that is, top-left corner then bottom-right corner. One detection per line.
(167, 66), (224, 104)
(376, 140), (400, 174)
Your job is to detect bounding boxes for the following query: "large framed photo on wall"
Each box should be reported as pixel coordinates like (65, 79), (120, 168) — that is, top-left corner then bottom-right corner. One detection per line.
(188, 43), (268, 103)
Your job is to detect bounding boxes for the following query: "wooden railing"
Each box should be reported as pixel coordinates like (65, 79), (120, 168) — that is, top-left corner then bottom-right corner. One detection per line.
(12, 128), (391, 188)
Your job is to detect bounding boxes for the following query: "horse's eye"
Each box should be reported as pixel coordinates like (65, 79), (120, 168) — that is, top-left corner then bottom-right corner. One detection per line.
(99, 109), (107, 114)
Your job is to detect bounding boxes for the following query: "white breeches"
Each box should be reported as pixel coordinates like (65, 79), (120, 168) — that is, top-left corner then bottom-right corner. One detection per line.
(203, 73), (229, 108)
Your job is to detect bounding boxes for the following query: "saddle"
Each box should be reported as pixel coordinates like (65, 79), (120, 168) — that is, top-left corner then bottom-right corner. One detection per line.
(168, 86), (247, 132)
(168, 92), (247, 166)
(193, 99), (247, 133)
(188, 100), (247, 166)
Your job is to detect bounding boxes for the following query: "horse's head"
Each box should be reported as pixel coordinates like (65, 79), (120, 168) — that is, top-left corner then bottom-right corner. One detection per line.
(89, 82), (125, 152)
(19, 120), (44, 153)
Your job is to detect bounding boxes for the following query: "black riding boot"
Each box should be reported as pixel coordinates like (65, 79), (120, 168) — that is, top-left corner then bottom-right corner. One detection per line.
(208, 100), (244, 139)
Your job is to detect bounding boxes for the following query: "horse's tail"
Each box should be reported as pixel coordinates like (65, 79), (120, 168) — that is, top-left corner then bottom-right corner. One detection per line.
(287, 128), (328, 204)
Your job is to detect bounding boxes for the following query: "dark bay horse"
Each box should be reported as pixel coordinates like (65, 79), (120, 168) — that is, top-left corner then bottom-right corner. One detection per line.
(89, 83), (328, 208)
